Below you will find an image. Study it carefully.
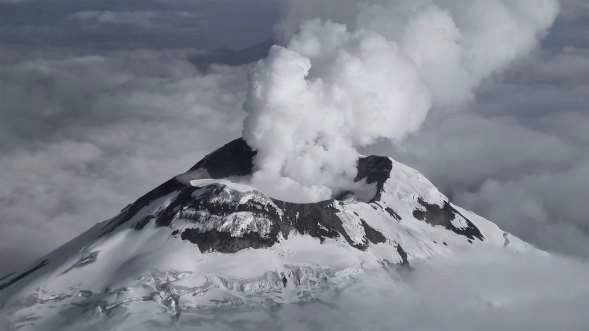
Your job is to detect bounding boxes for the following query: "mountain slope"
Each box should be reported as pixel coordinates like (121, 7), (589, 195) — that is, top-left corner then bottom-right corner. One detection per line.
(0, 138), (530, 330)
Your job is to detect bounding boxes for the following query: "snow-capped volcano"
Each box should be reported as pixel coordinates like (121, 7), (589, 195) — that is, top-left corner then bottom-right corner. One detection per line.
(0, 139), (530, 330)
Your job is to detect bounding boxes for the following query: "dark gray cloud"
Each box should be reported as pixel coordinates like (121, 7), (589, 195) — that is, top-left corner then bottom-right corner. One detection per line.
(0, 0), (280, 50)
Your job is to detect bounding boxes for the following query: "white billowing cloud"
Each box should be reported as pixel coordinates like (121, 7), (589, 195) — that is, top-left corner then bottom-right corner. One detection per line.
(244, 20), (430, 202)
(243, 0), (560, 202)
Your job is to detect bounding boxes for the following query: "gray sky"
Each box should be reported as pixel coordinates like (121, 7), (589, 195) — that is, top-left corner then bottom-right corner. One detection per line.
(0, 0), (588, 279)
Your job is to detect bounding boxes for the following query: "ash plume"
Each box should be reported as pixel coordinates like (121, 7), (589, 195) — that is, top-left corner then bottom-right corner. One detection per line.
(243, 0), (559, 202)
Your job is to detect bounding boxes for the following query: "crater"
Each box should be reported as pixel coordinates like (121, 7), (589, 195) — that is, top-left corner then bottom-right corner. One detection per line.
(101, 139), (395, 247)
(184, 138), (392, 204)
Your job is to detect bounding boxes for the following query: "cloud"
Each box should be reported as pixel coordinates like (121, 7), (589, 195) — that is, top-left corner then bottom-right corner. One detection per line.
(69, 10), (166, 27)
(456, 169), (589, 257)
(242, 0), (559, 202)
(68, 10), (206, 29)
(0, 0), (587, 301)
(0, 0), (285, 276)
(373, 112), (579, 192)
(243, 20), (431, 202)
(364, 1), (589, 259)
(0, 0), (279, 50)
(0, 1), (589, 330)
(260, 250), (589, 331)
(0, 49), (252, 276)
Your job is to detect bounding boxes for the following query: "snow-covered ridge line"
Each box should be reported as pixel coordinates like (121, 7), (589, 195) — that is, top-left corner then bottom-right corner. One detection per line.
(0, 138), (530, 330)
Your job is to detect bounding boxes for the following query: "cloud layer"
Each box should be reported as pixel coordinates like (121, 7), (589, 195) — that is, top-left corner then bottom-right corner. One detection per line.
(0, 0), (588, 291)
(1, 1), (589, 329)
(272, 250), (589, 331)
(0, 51), (250, 275)
(0, 0), (279, 276)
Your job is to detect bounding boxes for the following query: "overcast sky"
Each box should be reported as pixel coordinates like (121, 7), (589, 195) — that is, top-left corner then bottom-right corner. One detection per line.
(0, 0), (588, 280)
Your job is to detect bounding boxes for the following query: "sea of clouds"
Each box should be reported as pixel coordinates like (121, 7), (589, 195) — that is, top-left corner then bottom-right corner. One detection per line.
(1, 3), (589, 328)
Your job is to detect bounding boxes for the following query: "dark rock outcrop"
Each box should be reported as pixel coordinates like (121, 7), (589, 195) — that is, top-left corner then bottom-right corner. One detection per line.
(189, 138), (256, 178)
(413, 198), (483, 241)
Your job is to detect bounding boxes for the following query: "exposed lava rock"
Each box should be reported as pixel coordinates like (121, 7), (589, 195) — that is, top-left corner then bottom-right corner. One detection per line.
(361, 220), (387, 244)
(412, 198), (483, 241)
(396, 244), (410, 267)
(385, 207), (402, 221)
(174, 187), (387, 253)
(189, 138), (256, 178)
(181, 228), (278, 253)
(355, 156), (393, 202)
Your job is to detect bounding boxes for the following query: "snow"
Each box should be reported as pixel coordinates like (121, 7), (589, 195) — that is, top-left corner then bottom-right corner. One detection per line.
(0, 155), (540, 330)
(190, 179), (256, 193)
(175, 211), (274, 238)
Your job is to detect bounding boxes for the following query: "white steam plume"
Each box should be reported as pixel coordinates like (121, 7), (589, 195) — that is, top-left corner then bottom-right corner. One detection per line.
(243, 0), (559, 202)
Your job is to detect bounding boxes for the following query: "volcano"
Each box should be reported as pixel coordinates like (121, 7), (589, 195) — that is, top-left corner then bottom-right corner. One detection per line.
(0, 139), (530, 330)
